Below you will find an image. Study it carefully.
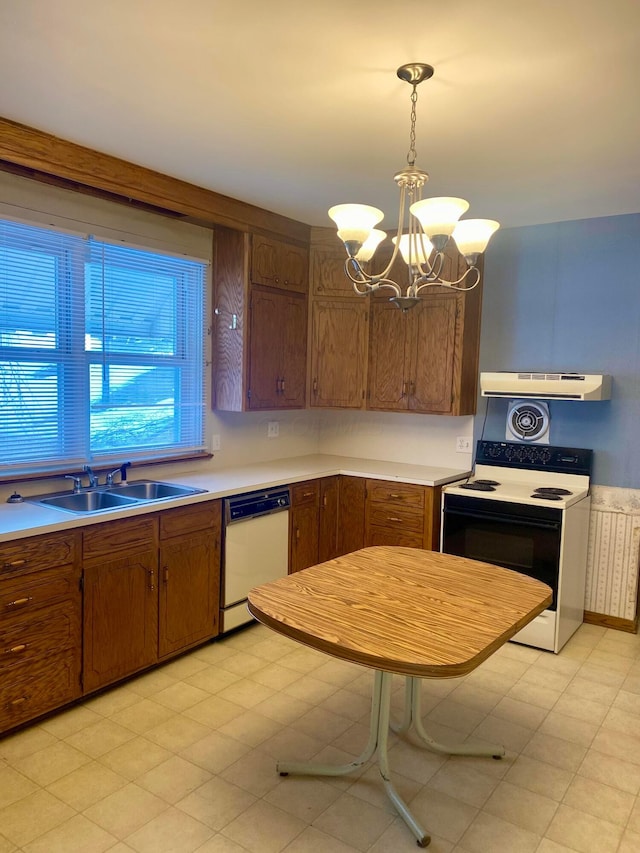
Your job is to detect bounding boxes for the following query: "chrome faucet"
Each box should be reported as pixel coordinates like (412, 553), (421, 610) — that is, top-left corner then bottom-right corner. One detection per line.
(83, 465), (98, 488)
(64, 474), (83, 493)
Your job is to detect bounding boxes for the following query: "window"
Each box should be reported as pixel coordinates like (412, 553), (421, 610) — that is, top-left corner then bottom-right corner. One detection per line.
(0, 218), (208, 476)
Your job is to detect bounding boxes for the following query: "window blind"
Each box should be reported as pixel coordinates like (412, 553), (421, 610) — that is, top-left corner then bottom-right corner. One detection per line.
(0, 218), (207, 475)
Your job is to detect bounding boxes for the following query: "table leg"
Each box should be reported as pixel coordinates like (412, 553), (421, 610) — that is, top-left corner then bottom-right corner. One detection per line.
(277, 670), (431, 848)
(393, 677), (505, 759)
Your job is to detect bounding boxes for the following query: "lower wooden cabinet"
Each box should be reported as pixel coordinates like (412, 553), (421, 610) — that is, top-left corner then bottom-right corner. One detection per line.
(158, 502), (221, 658)
(289, 480), (320, 573)
(337, 475), (366, 556)
(0, 530), (81, 733)
(82, 515), (159, 693)
(83, 502), (221, 695)
(365, 479), (441, 550)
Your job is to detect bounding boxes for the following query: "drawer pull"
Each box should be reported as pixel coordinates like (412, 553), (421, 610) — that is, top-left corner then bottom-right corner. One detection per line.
(5, 644), (28, 655)
(5, 596), (33, 609)
(149, 569), (155, 592)
(4, 558), (27, 569)
(389, 494), (402, 499)
(302, 491), (314, 498)
(387, 516), (403, 523)
(8, 696), (29, 708)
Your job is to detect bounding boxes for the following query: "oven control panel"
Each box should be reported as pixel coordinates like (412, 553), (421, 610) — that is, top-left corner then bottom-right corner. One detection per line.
(476, 440), (593, 476)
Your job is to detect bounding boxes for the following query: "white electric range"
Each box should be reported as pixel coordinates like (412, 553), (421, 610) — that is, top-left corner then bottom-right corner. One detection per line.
(441, 440), (593, 653)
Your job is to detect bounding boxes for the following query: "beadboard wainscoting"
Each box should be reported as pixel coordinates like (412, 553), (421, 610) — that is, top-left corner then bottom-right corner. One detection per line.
(585, 486), (640, 632)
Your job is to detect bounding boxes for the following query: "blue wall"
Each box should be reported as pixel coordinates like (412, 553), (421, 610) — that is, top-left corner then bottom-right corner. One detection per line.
(477, 213), (640, 487)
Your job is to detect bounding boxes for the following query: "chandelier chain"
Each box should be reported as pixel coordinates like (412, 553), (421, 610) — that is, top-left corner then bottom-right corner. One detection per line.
(407, 85), (418, 168)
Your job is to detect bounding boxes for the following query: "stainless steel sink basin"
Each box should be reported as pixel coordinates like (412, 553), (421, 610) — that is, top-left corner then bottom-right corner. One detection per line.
(110, 481), (200, 501)
(28, 480), (207, 514)
(37, 491), (139, 513)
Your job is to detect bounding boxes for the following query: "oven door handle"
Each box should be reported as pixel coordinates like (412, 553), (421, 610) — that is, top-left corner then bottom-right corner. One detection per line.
(444, 508), (561, 532)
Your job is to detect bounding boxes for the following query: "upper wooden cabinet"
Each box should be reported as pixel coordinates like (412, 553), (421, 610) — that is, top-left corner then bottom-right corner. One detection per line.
(308, 227), (370, 409)
(213, 227), (308, 411)
(309, 299), (368, 409)
(367, 249), (483, 416)
(251, 234), (308, 293)
(249, 287), (307, 409)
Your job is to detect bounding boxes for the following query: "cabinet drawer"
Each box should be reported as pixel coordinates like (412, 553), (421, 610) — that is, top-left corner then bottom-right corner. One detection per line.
(0, 649), (80, 731)
(366, 480), (425, 510)
(367, 504), (425, 535)
(83, 515), (158, 560)
(365, 526), (425, 549)
(0, 600), (79, 674)
(0, 531), (78, 577)
(291, 481), (320, 506)
(0, 564), (80, 615)
(160, 500), (221, 540)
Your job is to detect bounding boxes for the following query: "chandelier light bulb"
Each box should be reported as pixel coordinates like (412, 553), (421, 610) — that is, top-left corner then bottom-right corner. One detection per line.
(409, 197), (470, 248)
(356, 229), (387, 262)
(452, 219), (501, 261)
(392, 233), (433, 266)
(328, 204), (384, 247)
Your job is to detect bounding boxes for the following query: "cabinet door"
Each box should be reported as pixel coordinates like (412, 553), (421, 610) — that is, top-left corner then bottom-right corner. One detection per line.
(318, 476), (339, 563)
(83, 550), (158, 693)
(289, 504), (320, 573)
(248, 288), (283, 408)
(310, 299), (368, 408)
(252, 234), (308, 293)
(409, 295), (459, 413)
(367, 300), (411, 410)
(311, 249), (355, 298)
(281, 294), (307, 407)
(337, 475), (366, 556)
(159, 531), (218, 658)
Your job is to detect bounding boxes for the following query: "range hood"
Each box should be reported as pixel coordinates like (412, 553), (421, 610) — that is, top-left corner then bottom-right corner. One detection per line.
(480, 372), (612, 401)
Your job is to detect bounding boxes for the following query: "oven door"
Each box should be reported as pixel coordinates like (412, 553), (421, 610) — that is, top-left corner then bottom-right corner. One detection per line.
(441, 494), (562, 609)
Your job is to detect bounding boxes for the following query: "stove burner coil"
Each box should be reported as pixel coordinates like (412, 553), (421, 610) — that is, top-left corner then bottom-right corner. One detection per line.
(474, 479), (501, 486)
(533, 487), (572, 496)
(531, 493), (563, 501)
(459, 482), (497, 492)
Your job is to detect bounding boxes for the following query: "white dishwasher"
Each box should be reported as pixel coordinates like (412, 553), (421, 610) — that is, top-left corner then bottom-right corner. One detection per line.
(221, 486), (290, 633)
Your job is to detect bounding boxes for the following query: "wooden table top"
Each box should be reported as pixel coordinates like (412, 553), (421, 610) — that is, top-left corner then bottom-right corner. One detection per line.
(247, 546), (553, 678)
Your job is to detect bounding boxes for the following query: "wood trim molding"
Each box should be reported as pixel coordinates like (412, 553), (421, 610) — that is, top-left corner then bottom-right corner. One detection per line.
(583, 610), (638, 634)
(0, 117), (310, 243)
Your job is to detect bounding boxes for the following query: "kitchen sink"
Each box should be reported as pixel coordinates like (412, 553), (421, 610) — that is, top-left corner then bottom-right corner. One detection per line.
(28, 480), (207, 515)
(110, 481), (199, 501)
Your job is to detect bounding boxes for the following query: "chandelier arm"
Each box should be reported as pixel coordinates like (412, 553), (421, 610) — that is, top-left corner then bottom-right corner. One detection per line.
(343, 259), (402, 297)
(414, 265), (481, 294)
(374, 184), (408, 282)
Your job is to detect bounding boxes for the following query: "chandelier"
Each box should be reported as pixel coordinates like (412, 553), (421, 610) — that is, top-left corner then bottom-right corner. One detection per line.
(329, 63), (500, 311)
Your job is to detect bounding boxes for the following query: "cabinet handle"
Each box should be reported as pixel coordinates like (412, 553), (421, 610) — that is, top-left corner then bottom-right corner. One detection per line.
(409, 380), (416, 395)
(8, 696), (29, 708)
(163, 567), (169, 583)
(4, 644), (28, 655)
(302, 491), (314, 498)
(387, 516), (403, 523)
(401, 380), (408, 398)
(4, 558), (27, 569)
(296, 528), (300, 541)
(274, 276), (280, 284)
(313, 377), (318, 394)
(5, 596), (33, 609)
(389, 493), (402, 499)
(149, 569), (155, 591)
(322, 495), (327, 508)
(281, 378), (286, 393)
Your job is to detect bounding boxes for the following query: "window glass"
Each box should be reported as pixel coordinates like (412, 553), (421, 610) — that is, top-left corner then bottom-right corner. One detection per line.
(0, 219), (207, 475)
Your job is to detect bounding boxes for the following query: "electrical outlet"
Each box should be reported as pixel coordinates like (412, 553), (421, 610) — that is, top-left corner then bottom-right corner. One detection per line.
(456, 436), (472, 452)
(211, 434), (221, 452)
(267, 421), (279, 438)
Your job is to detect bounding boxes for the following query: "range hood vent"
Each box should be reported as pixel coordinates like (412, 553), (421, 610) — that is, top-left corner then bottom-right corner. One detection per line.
(480, 372), (612, 401)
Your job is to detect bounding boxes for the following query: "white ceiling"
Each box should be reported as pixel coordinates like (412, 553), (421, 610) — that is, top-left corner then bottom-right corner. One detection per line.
(1, 0), (639, 230)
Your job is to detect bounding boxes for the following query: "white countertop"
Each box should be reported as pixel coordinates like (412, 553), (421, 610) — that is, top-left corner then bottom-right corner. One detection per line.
(0, 454), (470, 543)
